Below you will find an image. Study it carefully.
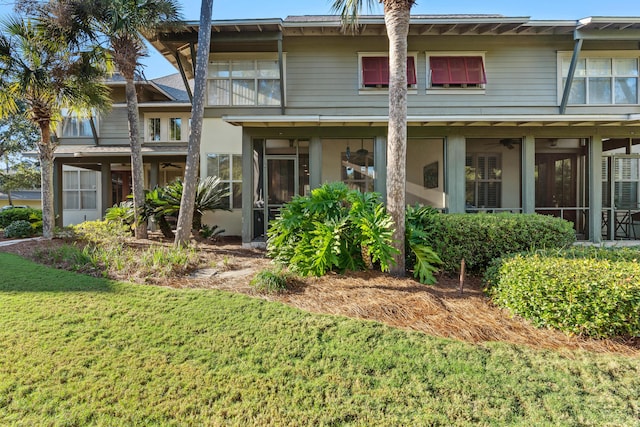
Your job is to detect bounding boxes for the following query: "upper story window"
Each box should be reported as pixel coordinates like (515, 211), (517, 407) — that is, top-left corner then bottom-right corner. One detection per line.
(144, 114), (189, 143)
(359, 53), (417, 92)
(561, 53), (639, 105)
(207, 57), (281, 106)
(59, 109), (95, 138)
(427, 53), (486, 91)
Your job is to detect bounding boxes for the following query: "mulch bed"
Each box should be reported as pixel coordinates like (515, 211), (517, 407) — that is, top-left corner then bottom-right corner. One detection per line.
(1, 236), (638, 356)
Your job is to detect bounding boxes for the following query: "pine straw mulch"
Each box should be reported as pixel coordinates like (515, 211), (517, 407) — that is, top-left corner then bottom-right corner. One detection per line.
(1, 236), (639, 357)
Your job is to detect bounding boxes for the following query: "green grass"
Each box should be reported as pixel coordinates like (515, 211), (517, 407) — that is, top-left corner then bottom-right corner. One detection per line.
(0, 253), (639, 426)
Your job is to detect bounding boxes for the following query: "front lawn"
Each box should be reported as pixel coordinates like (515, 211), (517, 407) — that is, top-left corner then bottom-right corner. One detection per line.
(0, 253), (639, 426)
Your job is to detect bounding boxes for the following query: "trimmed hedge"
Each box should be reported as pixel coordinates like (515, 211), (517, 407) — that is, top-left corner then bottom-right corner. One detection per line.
(0, 207), (42, 228)
(486, 248), (640, 338)
(420, 212), (575, 272)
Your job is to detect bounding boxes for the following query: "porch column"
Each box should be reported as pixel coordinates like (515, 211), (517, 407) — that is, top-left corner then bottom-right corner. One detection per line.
(588, 135), (603, 243)
(309, 136), (322, 190)
(445, 135), (466, 213)
(374, 135), (387, 201)
(100, 162), (112, 217)
(521, 135), (536, 213)
(149, 159), (159, 188)
(241, 129), (253, 245)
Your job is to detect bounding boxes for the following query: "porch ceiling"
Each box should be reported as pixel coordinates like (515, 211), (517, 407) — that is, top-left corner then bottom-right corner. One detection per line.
(52, 145), (188, 158)
(223, 114), (640, 128)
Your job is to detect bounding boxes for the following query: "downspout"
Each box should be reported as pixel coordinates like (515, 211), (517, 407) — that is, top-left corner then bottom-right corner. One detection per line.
(278, 31), (285, 115)
(174, 50), (194, 103)
(559, 37), (583, 114)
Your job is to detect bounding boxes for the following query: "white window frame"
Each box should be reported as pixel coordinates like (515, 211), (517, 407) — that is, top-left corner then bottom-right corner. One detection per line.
(357, 51), (418, 95)
(557, 50), (640, 106)
(207, 53), (285, 107)
(426, 51), (487, 94)
(143, 113), (190, 143)
(206, 153), (243, 210)
(63, 169), (97, 210)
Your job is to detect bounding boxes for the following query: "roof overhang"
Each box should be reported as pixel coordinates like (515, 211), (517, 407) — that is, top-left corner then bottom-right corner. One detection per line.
(223, 114), (640, 128)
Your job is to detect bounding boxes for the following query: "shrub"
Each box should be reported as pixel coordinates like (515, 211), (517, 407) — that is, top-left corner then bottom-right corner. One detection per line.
(267, 182), (398, 277)
(72, 220), (130, 243)
(3, 219), (34, 238)
(250, 268), (291, 293)
(411, 210), (575, 273)
(0, 207), (42, 229)
(486, 248), (640, 338)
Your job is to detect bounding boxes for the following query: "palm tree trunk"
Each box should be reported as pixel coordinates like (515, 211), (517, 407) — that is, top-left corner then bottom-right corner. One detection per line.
(385, 5), (410, 276)
(125, 78), (147, 239)
(174, 0), (214, 246)
(38, 121), (55, 239)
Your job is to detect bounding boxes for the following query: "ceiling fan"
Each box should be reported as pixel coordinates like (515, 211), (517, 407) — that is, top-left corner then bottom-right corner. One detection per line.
(161, 162), (181, 169)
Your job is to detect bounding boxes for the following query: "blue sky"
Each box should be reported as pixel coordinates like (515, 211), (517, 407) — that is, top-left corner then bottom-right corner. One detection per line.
(143, 0), (639, 78)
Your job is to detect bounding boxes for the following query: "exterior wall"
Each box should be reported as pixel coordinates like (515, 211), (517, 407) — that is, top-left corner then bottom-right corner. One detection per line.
(0, 199), (41, 209)
(200, 118), (243, 236)
(406, 138), (445, 208)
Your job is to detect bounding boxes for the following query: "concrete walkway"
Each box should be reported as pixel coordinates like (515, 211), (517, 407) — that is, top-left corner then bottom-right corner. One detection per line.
(0, 237), (44, 247)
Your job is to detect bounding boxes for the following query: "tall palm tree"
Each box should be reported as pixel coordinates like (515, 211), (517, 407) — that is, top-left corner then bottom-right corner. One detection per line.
(0, 15), (110, 238)
(58, 0), (182, 239)
(332, 0), (416, 276)
(174, 0), (213, 246)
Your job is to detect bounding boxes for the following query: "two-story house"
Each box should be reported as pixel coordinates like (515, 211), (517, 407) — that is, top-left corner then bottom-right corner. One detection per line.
(54, 14), (640, 245)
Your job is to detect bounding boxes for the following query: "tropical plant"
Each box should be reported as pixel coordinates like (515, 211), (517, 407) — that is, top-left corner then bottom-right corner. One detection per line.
(332, 0), (416, 276)
(267, 182), (398, 277)
(174, 0), (213, 246)
(0, 13), (110, 238)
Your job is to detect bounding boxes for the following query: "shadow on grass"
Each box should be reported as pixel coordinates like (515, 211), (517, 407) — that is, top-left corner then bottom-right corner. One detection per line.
(0, 253), (115, 293)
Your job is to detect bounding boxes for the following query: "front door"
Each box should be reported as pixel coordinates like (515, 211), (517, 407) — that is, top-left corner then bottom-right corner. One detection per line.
(266, 156), (298, 223)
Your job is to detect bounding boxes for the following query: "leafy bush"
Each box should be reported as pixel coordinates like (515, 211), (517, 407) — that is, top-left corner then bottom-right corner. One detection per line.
(0, 207), (41, 228)
(409, 210), (575, 273)
(268, 182), (398, 276)
(405, 205), (442, 284)
(250, 268), (291, 293)
(72, 220), (130, 243)
(3, 219), (34, 238)
(486, 248), (640, 338)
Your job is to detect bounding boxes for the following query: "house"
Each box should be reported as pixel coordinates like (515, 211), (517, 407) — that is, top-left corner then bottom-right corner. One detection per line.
(0, 190), (41, 209)
(54, 14), (640, 244)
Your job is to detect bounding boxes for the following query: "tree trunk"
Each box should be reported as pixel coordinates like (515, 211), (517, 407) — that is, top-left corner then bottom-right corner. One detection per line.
(124, 77), (147, 239)
(174, 0), (214, 246)
(384, 5), (411, 276)
(38, 121), (55, 239)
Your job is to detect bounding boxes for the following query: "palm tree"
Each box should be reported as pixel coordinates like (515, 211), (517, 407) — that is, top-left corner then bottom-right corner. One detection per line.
(0, 15), (110, 238)
(58, 0), (182, 239)
(174, 0), (213, 246)
(332, 0), (416, 276)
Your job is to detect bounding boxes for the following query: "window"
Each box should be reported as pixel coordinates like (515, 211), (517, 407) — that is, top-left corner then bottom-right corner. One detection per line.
(428, 55), (486, 88)
(148, 118), (161, 141)
(207, 154), (242, 209)
(466, 154), (501, 209)
(63, 170), (97, 210)
(144, 114), (189, 142)
(341, 144), (375, 192)
(169, 118), (182, 141)
(360, 56), (417, 88)
(59, 109), (94, 137)
(561, 54), (639, 105)
(207, 58), (281, 106)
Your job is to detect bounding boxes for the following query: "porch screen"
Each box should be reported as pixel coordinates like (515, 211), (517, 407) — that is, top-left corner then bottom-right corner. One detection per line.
(430, 56), (486, 85)
(362, 56), (417, 86)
